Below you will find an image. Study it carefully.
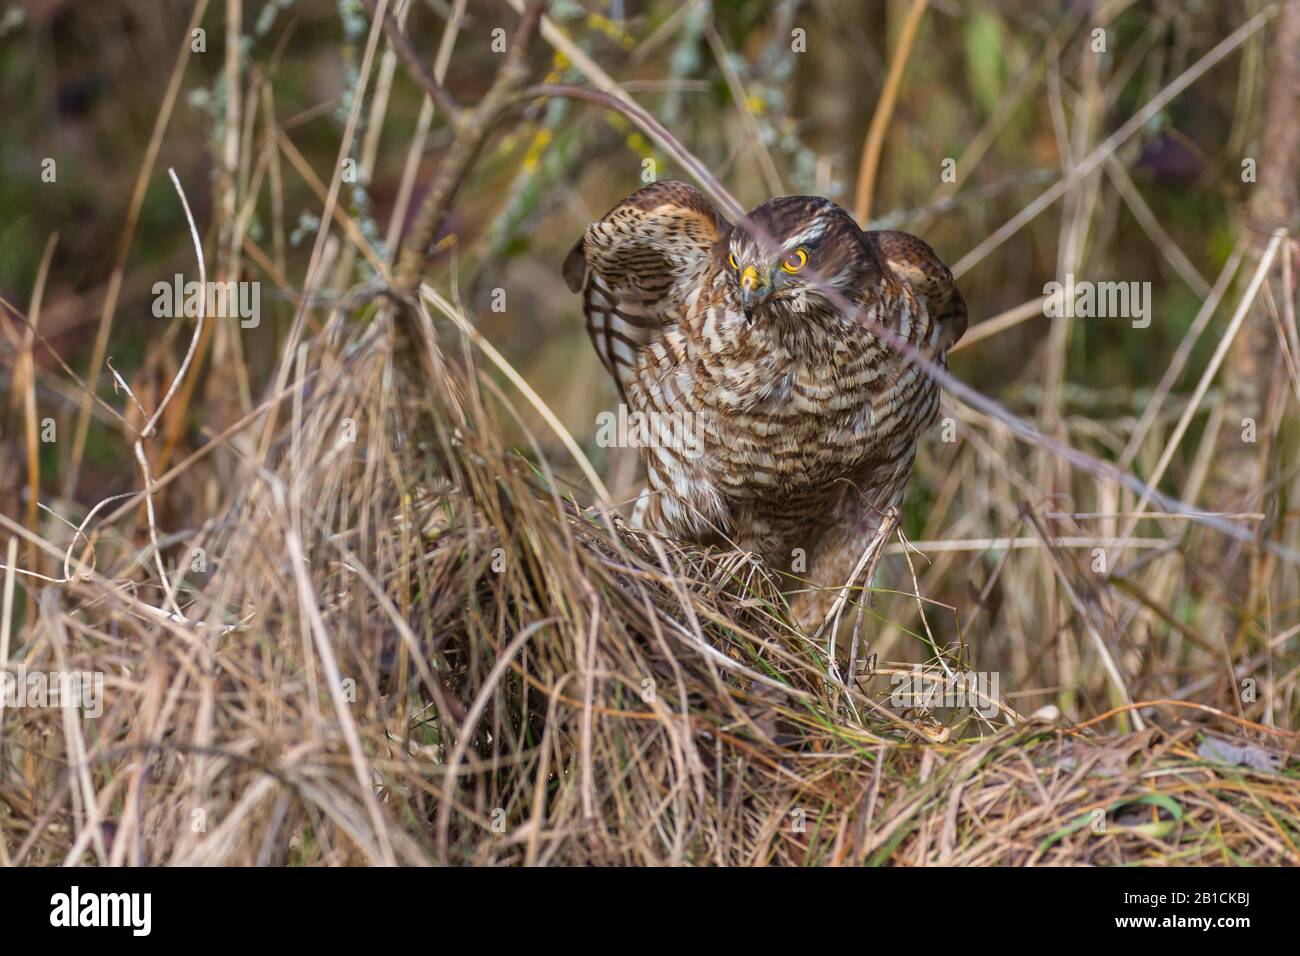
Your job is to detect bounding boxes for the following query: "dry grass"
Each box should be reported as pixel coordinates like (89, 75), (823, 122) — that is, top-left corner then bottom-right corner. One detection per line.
(0, 280), (1296, 865)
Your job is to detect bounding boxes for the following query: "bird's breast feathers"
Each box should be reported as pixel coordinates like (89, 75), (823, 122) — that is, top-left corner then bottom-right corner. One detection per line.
(628, 278), (931, 501)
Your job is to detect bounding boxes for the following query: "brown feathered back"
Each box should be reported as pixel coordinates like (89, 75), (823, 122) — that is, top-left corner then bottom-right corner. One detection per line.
(868, 229), (968, 353)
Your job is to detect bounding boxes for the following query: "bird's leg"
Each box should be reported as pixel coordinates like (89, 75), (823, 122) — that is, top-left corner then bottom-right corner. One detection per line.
(845, 507), (898, 686)
(789, 494), (900, 684)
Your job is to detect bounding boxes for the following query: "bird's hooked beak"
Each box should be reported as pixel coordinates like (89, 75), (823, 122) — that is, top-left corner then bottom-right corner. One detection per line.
(740, 264), (769, 323)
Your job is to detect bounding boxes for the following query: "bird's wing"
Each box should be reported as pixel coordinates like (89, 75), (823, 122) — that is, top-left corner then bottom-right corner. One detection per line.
(564, 180), (731, 399)
(866, 229), (967, 354)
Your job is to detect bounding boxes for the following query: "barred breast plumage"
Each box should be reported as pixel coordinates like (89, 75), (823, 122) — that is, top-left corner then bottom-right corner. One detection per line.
(564, 181), (966, 630)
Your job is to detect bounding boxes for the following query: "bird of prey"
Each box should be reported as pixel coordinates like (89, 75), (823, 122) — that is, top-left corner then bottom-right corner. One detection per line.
(564, 180), (966, 632)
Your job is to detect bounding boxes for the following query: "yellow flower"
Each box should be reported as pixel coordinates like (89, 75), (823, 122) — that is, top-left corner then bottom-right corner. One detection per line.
(522, 128), (553, 171)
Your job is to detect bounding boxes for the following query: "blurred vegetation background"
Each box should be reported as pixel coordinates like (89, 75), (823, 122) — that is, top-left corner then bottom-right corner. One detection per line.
(1, 0), (1258, 473)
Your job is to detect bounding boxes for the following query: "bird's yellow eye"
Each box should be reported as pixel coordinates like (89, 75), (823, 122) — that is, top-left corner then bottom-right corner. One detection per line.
(728, 251), (739, 271)
(782, 248), (808, 274)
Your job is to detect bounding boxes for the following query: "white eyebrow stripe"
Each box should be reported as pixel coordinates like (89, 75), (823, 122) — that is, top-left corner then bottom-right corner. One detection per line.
(783, 219), (830, 250)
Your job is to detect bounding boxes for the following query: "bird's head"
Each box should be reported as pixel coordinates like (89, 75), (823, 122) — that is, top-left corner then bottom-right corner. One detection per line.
(724, 196), (872, 323)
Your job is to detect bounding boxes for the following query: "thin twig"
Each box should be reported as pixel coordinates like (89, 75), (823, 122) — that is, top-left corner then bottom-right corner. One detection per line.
(359, 0), (461, 121)
(392, 0), (546, 295)
(853, 0), (930, 223)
